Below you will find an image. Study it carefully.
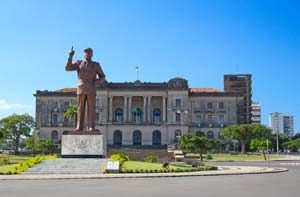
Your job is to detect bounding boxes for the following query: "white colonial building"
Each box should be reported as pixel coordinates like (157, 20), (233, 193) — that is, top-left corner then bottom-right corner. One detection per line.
(34, 77), (242, 149)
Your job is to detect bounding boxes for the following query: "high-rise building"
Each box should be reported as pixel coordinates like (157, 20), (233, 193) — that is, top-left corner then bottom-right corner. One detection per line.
(224, 74), (252, 124)
(251, 102), (261, 124)
(283, 115), (294, 137)
(269, 112), (284, 134)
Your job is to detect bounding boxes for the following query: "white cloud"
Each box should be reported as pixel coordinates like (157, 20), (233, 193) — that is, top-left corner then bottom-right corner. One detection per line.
(0, 99), (32, 110)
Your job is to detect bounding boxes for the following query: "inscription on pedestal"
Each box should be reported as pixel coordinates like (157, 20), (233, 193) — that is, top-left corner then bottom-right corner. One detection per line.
(62, 134), (104, 157)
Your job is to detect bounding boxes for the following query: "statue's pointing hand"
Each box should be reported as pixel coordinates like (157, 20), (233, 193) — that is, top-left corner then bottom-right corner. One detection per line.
(69, 46), (75, 57)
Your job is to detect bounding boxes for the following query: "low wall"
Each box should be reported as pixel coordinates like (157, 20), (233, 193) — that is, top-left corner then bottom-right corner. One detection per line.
(107, 146), (173, 162)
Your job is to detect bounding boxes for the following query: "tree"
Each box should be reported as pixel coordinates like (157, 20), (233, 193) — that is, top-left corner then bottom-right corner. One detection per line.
(271, 133), (290, 151)
(250, 139), (273, 160)
(34, 139), (56, 153)
(220, 124), (272, 153)
(0, 114), (35, 153)
(64, 104), (77, 127)
(24, 136), (56, 153)
(24, 135), (35, 152)
(179, 134), (216, 161)
(283, 138), (300, 152)
(292, 133), (300, 140)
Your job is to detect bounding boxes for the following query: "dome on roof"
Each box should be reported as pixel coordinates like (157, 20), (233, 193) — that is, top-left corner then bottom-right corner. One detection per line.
(167, 77), (188, 89)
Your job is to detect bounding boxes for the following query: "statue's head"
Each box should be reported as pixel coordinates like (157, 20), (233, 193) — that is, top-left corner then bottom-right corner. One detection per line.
(84, 48), (93, 60)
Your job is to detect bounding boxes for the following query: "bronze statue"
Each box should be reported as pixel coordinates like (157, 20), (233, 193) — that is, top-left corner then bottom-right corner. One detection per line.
(65, 47), (105, 131)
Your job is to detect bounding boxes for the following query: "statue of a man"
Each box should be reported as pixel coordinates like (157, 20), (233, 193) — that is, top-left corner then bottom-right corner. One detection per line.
(65, 47), (105, 131)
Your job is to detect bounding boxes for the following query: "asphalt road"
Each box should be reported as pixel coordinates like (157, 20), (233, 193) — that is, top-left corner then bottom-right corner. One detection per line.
(1, 160), (299, 197)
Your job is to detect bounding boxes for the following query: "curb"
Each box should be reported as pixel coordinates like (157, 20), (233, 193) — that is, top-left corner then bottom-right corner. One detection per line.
(0, 166), (288, 180)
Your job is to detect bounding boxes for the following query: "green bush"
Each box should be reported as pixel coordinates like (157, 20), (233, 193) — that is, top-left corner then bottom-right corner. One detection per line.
(109, 153), (129, 166)
(206, 153), (213, 160)
(143, 155), (159, 163)
(162, 162), (169, 169)
(0, 158), (11, 165)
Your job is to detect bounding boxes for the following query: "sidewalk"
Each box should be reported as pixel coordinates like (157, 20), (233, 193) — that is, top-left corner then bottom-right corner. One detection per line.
(271, 155), (300, 161)
(0, 166), (288, 180)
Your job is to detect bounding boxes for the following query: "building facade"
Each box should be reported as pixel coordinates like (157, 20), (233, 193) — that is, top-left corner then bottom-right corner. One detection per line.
(283, 115), (294, 137)
(269, 112), (284, 134)
(269, 112), (294, 136)
(34, 77), (242, 150)
(251, 102), (261, 124)
(224, 74), (252, 124)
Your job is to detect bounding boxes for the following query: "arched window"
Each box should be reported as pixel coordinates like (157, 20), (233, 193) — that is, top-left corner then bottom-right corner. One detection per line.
(152, 130), (161, 145)
(207, 131), (214, 139)
(113, 130), (122, 145)
(51, 130), (58, 141)
(133, 130), (142, 145)
(153, 108), (161, 123)
(133, 108), (142, 124)
(115, 108), (123, 123)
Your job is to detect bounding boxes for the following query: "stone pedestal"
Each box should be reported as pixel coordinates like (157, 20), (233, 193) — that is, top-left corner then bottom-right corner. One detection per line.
(61, 130), (104, 158)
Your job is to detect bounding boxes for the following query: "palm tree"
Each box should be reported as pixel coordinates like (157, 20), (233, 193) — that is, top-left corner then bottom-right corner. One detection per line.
(64, 104), (77, 127)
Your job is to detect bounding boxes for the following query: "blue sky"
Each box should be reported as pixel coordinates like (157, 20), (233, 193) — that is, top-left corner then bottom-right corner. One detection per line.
(0, 0), (299, 132)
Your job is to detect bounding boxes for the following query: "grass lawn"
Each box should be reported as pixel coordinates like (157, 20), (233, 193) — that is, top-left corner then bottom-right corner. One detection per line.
(0, 154), (35, 174)
(186, 153), (285, 162)
(0, 154), (34, 164)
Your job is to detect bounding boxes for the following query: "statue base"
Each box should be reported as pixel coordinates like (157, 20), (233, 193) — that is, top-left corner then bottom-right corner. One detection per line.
(61, 130), (104, 158)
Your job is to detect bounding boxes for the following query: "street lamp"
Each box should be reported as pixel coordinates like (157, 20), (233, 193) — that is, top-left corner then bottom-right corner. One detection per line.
(175, 109), (188, 134)
(276, 130), (279, 155)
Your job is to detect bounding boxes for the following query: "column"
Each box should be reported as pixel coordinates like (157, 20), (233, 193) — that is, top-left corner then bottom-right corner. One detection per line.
(147, 96), (152, 123)
(123, 96), (127, 122)
(128, 96), (132, 122)
(163, 96), (166, 122)
(109, 96), (113, 122)
(143, 96), (147, 122)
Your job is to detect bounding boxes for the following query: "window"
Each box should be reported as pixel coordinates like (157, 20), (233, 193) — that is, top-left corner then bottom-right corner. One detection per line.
(96, 112), (100, 121)
(175, 129), (182, 138)
(64, 102), (69, 109)
(195, 115), (202, 124)
(207, 131), (214, 139)
(133, 130), (142, 145)
(96, 99), (101, 107)
(219, 102), (224, 109)
(52, 114), (58, 126)
(207, 102), (213, 109)
(207, 115), (213, 124)
(176, 112), (181, 123)
(113, 130), (122, 145)
(115, 108), (123, 123)
(51, 130), (58, 141)
(153, 108), (161, 123)
(219, 115), (225, 125)
(64, 117), (69, 126)
(175, 99), (181, 107)
(152, 130), (161, 145)
(133, 108), (142, 124)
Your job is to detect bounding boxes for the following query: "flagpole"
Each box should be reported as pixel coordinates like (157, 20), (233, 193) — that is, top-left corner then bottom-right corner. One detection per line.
(136, 66), (139, 81)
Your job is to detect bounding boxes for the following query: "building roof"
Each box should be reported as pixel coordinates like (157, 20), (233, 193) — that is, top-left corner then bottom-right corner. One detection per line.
(55, 88), (77, 93)
(189, 88), (220, 93)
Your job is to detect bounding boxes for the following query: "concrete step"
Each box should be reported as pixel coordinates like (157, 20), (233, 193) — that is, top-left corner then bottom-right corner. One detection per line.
(23, 158), (107, 175)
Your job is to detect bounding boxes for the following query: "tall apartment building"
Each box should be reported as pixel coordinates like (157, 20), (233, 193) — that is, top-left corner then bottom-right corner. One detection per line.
(34, 77), (242, 151)
(269, 112), (284, 134)
(283, 115), (294, 137)
(224, 74), (252, 124)
(251, 102), (261, 124)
